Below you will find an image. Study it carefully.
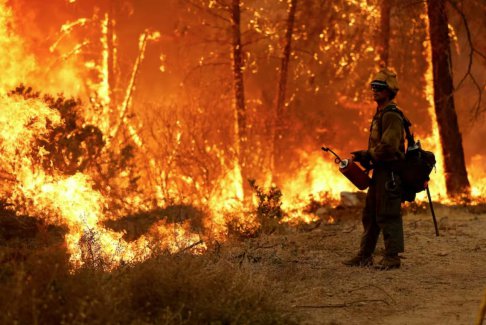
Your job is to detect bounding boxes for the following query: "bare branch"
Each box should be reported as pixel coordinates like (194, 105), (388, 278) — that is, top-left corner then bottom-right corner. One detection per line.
(214, 0), (232, 12)
(184, 0), (231, 23)
(183, 61), (231, 84)
(448, 0), (485, 117)
(292, 47), (315, 57)
(241, 34), (272, 47)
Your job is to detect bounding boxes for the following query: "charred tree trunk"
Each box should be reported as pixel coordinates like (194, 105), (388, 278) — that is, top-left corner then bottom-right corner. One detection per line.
(427, 0), (470, 196)
(379, 0), (391, 65)
(273, 0), (297, 182)
(230, 0), (250, 198)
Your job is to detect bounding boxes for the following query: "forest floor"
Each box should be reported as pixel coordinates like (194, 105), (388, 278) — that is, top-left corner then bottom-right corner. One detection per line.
(222, 204), (486, 325)
(1, 203), (485, 324)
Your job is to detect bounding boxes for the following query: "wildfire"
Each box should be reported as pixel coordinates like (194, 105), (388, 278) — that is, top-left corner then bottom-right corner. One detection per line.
(0, 0), (483, 270)
(420, 12), (448, 203)
(0, 93), (204, 269)
(0, 1), (35, 93)
(468, 155), (486, 199)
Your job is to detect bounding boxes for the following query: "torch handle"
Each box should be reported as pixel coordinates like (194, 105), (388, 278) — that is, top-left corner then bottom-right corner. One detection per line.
(321, 147), (343, 164)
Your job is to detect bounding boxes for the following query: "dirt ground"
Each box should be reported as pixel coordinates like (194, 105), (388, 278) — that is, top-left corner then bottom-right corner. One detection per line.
(222, 205), (486, 325)
(1, 203), (485, 324)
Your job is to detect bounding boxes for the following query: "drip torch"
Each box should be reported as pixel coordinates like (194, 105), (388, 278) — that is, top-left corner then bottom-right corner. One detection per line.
(321, 147), (370, 191)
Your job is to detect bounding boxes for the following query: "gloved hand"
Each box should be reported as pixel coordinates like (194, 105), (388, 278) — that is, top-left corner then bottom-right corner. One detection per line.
(351, 150), (371, 169)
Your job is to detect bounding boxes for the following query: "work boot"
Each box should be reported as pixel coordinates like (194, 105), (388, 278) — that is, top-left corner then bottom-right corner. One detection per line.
(342, 255), (373, 267)
(374, 254), (401, 270)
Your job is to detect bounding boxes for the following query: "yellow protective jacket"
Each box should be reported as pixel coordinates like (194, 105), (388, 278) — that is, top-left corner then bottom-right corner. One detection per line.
(368, 102), (405, 163)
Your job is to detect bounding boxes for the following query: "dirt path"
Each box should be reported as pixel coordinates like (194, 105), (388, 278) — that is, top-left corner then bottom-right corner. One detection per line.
(226, 206), (486, 324)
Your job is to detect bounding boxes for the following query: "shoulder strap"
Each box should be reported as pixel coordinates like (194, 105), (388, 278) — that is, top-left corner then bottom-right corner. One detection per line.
(379, 104), (415, 146)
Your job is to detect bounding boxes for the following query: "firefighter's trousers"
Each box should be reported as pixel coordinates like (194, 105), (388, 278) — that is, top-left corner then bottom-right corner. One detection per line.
(359, 167), (404, 256)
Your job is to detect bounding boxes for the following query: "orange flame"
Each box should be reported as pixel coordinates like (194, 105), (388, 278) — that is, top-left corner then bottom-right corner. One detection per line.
(0, 0), (485, 271)
(0, 94), (204, 268)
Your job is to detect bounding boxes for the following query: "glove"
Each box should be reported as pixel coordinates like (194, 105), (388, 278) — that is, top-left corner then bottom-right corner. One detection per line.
(351, 150), (371, 169)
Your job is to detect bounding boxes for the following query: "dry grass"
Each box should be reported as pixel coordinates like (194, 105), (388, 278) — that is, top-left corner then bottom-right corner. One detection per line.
(4, 199), (485, 324)
(0, 209), (295, 325)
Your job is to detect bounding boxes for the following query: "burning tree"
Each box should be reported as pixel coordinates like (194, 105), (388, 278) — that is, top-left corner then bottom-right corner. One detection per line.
(426, 0), (471, 197)
(1, 0), (486, 272)
(272, 0), (298, 184)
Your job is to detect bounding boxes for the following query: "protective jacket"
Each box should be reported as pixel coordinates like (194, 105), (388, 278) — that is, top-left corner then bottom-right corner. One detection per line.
(368, 102), (405, 163)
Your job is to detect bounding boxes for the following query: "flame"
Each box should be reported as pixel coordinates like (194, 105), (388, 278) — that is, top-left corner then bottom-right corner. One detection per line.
(206, 162), (259, 240)
(281, 211), (319, 225)
(0, 0), (484, 272)
(0, 1), (36, 92)
(0, 94), (204, 268)
(278, 151), (354, 225)
(420, 12), (448, 202)
(280, 151), (356, 203)
(420, 9), (481, 204)
(99, 14), (111, 107)
(468, 155), (486, 201)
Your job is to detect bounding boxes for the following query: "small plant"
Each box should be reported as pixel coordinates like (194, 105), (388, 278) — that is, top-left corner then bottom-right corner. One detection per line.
(249, 179), (284, 234)
(303, 192), (335, 214)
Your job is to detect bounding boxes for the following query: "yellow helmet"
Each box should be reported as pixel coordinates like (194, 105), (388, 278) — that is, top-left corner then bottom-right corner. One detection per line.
(370, 68), (399, 93)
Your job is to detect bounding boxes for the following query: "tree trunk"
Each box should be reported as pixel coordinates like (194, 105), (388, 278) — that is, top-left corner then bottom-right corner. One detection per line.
(230, 0), (250, 197)
(379, 0), (391, 65)
(273, 0), (297, 182)
(426, 0), (470, 196)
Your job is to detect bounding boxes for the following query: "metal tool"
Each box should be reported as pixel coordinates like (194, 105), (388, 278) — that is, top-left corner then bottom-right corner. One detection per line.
(426, 185), (439, 236)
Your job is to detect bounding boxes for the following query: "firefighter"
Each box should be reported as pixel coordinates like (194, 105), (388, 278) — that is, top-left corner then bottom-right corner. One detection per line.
(343, 68), (405, 270)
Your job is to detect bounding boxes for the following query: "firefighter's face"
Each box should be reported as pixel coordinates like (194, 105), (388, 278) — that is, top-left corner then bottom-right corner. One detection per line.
(371, 85), (392, 103)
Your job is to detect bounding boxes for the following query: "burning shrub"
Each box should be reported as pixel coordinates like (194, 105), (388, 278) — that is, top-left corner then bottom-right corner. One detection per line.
(224, 181), (287, 238)
(303, 192), (336, 214)
(10, 85), (104, 176)
(249, 179), (284, 222)
(246, 180), (284, 235)
(104, 204), (205, 242)
(224, 210), (262, 239)
(6, 85), (145, 214)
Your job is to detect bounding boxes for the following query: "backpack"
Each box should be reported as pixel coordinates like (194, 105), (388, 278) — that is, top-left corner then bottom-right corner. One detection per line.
(379, 105), (436, 202)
